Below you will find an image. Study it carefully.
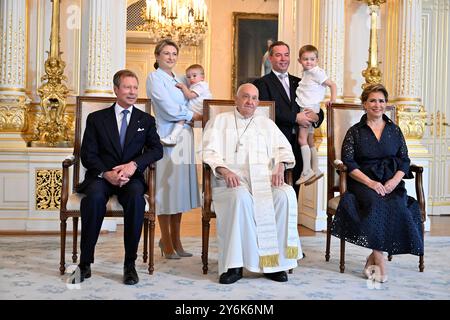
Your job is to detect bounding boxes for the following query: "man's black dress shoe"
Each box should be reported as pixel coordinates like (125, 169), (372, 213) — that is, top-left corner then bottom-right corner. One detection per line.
(123, 265), (139, 285)
(219, 267), (243, 284)
(264, 271), (288, 282)
(70, 264), (91, 284)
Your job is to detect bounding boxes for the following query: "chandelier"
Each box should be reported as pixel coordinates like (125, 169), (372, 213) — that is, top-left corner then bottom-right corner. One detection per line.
(137, 0), (208, 46)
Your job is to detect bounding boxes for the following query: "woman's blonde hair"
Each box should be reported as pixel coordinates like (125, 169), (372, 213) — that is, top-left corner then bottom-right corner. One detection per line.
(153, 39), (179, 69)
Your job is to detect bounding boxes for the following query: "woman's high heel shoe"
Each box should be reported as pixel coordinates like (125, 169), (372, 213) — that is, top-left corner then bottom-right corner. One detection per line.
(175, 249), (193, 257)
(364, 256), (388, 282)
(158, 240), (181, 259)
(363, 256), (374, 279)
(374, 274), (388, 283)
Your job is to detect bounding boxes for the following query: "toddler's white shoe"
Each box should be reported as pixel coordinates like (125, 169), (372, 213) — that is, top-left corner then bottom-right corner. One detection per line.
(160, 135), (178, 146)
(303, 170), (324, 186)
(295, 168), (315, 185)
(314, 169), (324, 179)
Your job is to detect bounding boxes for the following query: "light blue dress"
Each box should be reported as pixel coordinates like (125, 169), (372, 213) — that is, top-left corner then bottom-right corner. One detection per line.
(146, 68), (200, 215)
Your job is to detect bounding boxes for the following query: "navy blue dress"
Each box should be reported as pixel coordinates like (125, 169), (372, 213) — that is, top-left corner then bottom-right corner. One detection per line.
(331, 114), (424, 256)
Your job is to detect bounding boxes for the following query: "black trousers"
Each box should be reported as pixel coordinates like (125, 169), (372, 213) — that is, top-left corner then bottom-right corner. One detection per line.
(79, 178), (145, 266)
(290, 133), (303, 197)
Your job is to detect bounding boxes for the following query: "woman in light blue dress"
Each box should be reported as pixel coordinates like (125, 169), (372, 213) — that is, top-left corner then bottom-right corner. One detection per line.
(146, 39), (201, 258)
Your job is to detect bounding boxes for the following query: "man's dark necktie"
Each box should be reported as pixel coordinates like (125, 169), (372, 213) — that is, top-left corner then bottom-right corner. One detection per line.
(119, 109), (129, 150)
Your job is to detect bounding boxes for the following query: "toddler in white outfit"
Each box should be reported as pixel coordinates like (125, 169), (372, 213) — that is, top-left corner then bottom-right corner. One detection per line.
(160, 64), (212, 145)
(295, 45), (336, 185)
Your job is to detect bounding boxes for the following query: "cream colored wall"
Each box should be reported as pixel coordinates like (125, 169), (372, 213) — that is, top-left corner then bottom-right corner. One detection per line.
(343, 0), (368, 100)
(208, 0), (278, 99)
(421, 0), (450, 214)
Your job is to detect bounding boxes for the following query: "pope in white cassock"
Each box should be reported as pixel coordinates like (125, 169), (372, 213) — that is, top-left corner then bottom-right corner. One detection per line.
(202, 83), (303, 284)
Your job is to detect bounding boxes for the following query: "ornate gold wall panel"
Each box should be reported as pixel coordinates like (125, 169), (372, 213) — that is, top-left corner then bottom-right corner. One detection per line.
(18, 103), (75, 145)
(35, 169), (62, 210)
(0, 95), (30, 132)
(397, 105), (427, 139)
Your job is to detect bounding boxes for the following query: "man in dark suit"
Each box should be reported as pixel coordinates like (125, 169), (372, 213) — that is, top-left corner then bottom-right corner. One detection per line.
(74, 69), (163, 285)
(253, 41), (324, 195)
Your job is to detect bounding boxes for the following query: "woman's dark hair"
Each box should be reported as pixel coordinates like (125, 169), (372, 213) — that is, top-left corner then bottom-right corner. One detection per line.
(153, 38), (179, 69)
(360, 83), (389, 103)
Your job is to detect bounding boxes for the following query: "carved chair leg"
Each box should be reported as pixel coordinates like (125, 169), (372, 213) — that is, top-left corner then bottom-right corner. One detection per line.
(148, 218), (155, 275)
(419, 223), (425, 272)
(143, 218), (148, 263)
(339, 238), (345, 273)
(201, 216), (211, 275)
(325, 213), (332, 261)
(72, 217), (78, 263)
(419, 255), (424, 272)
(60, 218), (67, 275)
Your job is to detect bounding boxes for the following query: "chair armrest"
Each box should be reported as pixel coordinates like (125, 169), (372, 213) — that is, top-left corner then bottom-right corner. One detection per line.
(332, 159), (348, 194)
(410, 164), (423, 173)
(60, 155), (76, 212)
(62, 155), (75, 168)
(332, 159), (347, 172)
(146, 163), (156, 214)
(409, 164), (426, 223)
(284, 168), (293, 186)
(203, 163), (212, 214)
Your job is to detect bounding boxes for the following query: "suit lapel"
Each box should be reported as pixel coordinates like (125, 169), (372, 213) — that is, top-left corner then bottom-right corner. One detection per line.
(124, 107), (142, 149)
(288, 75), (298, 107)
(103, 105), (122, 157)
(268, 71), (290, 105)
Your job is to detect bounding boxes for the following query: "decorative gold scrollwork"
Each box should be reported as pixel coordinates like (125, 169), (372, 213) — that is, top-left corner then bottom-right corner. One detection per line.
(28, 0), (73, 147)
(35, 169), (62, 210)
(396, 105), (427, 139)
(358, 0), (386, 6)
(0, 95), (30, 132)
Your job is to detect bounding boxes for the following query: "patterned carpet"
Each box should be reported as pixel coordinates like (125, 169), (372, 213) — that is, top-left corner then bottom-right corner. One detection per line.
(0, 234), (449, 300)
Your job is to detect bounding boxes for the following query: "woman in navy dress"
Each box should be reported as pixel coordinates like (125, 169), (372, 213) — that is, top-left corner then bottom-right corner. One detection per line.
(331, 84), (424, 283)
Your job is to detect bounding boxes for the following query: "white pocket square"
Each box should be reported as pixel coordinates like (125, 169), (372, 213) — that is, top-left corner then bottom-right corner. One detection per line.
(137, 128), (145, 132)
